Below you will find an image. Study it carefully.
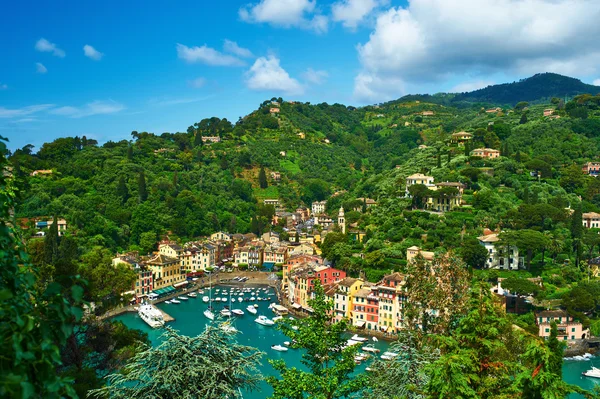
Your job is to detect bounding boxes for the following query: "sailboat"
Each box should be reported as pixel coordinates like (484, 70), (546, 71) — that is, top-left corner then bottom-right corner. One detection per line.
(204, 273), (215, 320)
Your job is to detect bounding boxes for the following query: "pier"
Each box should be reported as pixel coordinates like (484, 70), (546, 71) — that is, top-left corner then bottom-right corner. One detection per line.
(158, 307), (175, 322)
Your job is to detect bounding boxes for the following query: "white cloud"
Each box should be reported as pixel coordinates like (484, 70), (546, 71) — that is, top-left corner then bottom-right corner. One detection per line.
(188, 77), (207, 88)
(176, 43), (244, 66)
(450, 80), (495, 93)
(35, 62), (47, 74)
(331, 0), (384, 29)
(594, 79), (600, 86)
(302, 68), (328, 84)
(0, 83), (7, 90)
(83, 44), (104, 61)
(239, 0), (328, 33)
(49, 100), (125, 118)
(245, 55), (303, 94)
(223, 40), (253, 58)
(35, 38), (65, 57)
(0, 104), (54, 118)
(354, 0), (600, 102)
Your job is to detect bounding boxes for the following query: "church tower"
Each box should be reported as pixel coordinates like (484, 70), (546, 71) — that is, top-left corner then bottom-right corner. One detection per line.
(338, 206), (346, 234)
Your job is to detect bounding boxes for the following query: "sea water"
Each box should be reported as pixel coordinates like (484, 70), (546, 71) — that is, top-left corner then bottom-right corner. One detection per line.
(114, 284), (390, 399)
(563, 357), (600, 398)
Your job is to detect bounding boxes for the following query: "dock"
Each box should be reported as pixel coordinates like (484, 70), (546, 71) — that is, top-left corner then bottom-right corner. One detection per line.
(158, 308), (175, 322)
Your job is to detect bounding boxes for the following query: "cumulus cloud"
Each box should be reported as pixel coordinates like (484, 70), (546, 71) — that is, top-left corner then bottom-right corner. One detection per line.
(0, 104), (54, 118)
(594, 79), (600, 86)
(176, 43), (244, 66)
(450, 80), (495, 93)
(354, 0), (600, 102)
(239, 0), (328, 33)
(49, 100), (125, 118)
(302, 68), (328, 84)
(35, 62), (47, 74)
(223, 40), (253, 58)
(35, 38), (65, 57)
(188, 77), (207, 88)
(83, 44), (104, 60)
(331, 0), (384, 29)
(245, 55), (303, 94)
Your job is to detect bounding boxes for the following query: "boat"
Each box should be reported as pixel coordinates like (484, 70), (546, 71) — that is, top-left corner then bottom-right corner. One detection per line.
(255, 315), (275, 326)
(232, 309), (244, 316)
(355, 353), (370, 364)
(582, 366), (600, 378)
(372, 337), (378, 342)
(202, 296), (210, 303)
(381, 352), (399, 360)
(165, 300), (172, 304)
(198, 290), (205, 294)
(351, 334), (368, 342)
(171, 299), (181, 304)
(271, 345), (288, 352)
(221, 308), (232, 317)
(253, 304), (259, 308)
(187, 292), (197, 298)
(246, 306), (257, 315)
(362, 344), (380, 353)
(204, 273), (215, 320)
(238, 297), (244, 302)
(177, 296), (188, 301)
(292, 326), (299, 331)
(138, 304), (165, 328)
(250, 297), (256, 301)
(283, 341), (291, 346)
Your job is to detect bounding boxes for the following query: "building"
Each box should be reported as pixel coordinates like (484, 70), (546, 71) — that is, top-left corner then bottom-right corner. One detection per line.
(311, 200), (327, 215)
(263, 245), (288, 265)
(485, 107), (502, 113)
(271, 171), (281, 181)
(282, 254), (323, 290)
(297, 132), (306, 139)
(352, 288), (379, 330)
(338, 207), (346, 234)
(145, 253), (186, 291)
(536, 310), (588, 341)
(113, 253), (154, 304)
(34, 218), (67, 237)
(450, 131), (473, 146)
(263, 198), (280, 207)
(471, 148), (501, 159)
(270, 107), (280, 114)
(583, 212), (600, 228)
(582, 162), (600, 176)
(426, 182), (465, 212)
(421, 111), (435, 116)
(159, 242), (184, 267)
(333, 277), (364, 322)
(201, 136), (221, 143)
(290, 265), (346, 309)
(375, 272), (406, 333)
(355, 198), (377, 210)
(210, 231), (231, 242)
(478, 233), (523, 270)
(30, 169), (53, 176)
(313, 214), (333, 229)
(543, 109), (555, 117)
(405, 173), (435, 196)
(288, 243), (315, 257)
(406, 246), (435, 263)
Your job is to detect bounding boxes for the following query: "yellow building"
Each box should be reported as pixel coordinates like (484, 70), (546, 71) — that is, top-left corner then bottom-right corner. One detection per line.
(333, 277), (364, 321)
(146, 254), (186, 290)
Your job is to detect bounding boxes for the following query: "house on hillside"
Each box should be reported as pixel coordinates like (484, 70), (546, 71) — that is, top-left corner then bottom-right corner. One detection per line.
(485, 107), (502, 113)
(478, 232), (523, 270)
(535, 310), (588, 341)
(471, 148), (501, 159)
(404, 173), (435, 196)
(263, 198), (280, 207)
(582, 162), (600, 176)
(582, 212), (600, 228)
(311, 200), (327, 215)
(543, 108), (555, 117)
(421, 111), (435, 116)
(270, 107), (280, 114)
(271, 171), (281, 181)
(31, 169), (53, 176)
(426, 182), (465, 212)
(450, 132), (473, 146)
(406, 246), (435, 263)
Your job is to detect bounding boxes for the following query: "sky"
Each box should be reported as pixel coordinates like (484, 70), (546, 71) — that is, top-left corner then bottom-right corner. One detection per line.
(2, 0), (600, 151)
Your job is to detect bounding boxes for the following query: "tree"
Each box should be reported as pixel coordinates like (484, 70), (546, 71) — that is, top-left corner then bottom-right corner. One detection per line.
(408, 184), (431, 209)
(519, 113), (528, 124)
(459, 237), (489, 269)
(0, 140), (83, 398)
(499, 230), (550, 269)
(501, 276), (541, 297)
(267, 281), (367, 399)
(90, 326), (262, 399)
(515, 101), (529, 111)
(138, 171), (147, 202)
(139, 231), (157, 254)
(560, 164), (586, 193)
(43, 215), (60, 265)
(116, 176), (129, 203)
(126, 145), (133, 160)
(194, 132), (203, 148)
(258, 166), (268, 189)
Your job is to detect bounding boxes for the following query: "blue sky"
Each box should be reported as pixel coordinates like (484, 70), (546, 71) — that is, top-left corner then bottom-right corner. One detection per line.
(2, 0), (600, 151)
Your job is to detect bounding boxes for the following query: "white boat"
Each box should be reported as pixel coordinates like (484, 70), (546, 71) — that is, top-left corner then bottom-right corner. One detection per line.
(187, 292), (197, 298)
(582, 366), (600, 378)
(165, 300), (172, 304)
(381, 352), (399, 360)
(362, 344), (380, 353)
(271, 344), (288, 352)
(351, 334), (368, 342)
(221, 308), (232, 317)
(253, 304), (259, 308)
(292, 326), (299, 331)
(255, 315), (275, 326)
(202, 296), (210, 303)
(171, 299), (181, 304)
(250, 297), (256, 301)
(246, 306), (257, 315)
(268, 303), (274, 309)
(372, 337), (378, 342)
(204, 308), (215, 320)
(232, 309), (244, 316)
(283, 341), (291, 346)
(138, 304), (165, 328)
(198, 290), (205, 294)
(238, 297), (244, 302)
(177, 296), (188, 301)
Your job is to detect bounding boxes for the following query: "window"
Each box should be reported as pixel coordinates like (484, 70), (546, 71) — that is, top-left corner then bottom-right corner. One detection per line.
(572, 328), (576, 332)
(545, 328), (549, 333)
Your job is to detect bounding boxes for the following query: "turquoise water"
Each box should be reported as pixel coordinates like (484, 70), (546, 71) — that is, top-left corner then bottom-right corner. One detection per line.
(563, 358), (600, 398)
(114, 284), (390, 399)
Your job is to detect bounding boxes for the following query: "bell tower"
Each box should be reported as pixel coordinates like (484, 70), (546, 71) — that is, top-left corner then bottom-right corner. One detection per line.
(338, 206), (346, 234)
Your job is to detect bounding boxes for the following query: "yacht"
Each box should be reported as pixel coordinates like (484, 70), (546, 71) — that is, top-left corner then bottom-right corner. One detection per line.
(138, 304), (165, 328)
(351, 334), (368, 342)
(202, 296), (210, 303)
(246, 305), (257, 315)
(187, 292), (197, 298)
(271, 344), (288, 352)
(255, 315), (275, 326)
(221, 308), (232, 317)
(362, 344), (380, 353)
(232, 309), (244, 316)
(582, 366), (600, 378)
(204, 307), (215, 320)
(171, 299), (181, 304)
(204, 273), (215, 320)
(165, 300), (172, 304)
(220, 322), (237, 333)
(177, 296), (188, 301)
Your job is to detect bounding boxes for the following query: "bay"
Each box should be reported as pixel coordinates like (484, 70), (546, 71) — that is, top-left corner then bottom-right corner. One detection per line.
(114, 284), (390, 399)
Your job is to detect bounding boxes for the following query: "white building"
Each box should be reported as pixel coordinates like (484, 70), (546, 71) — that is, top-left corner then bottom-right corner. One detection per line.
(311, 200), (327, 215)
(478, 233), (523, 270)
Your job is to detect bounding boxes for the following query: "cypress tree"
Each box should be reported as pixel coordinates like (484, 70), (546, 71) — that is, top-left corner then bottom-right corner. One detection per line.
(519, 113), (528, 124)
(523, 186), (530, 204)
(464, 142), (470, 157)
(138, 171), (148, 202)
(515, 151), (522, 162)
(127, 145), (133, 160)
(547, 321), (564, 376)
(194, 132), (203, 148)
(447, 151), (451, 164)
(43, 216), (60, 266)
(116, 176), (129, 203)
(437, 153), (442, 168)
(258, 167), (268, 189)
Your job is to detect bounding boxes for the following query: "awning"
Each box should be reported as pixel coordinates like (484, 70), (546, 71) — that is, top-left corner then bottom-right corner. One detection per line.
(174, 281), (189, 288)
(291, 303), (302, 309)
(355, 321), (366, 328)
(263, 262), (275, 270)
(304, 306), (314, 313)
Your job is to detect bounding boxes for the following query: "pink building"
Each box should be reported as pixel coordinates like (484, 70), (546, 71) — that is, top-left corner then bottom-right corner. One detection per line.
(471, 148), (501, 159)
(536, 310), (588, 341)
(582, 162), (600, 176)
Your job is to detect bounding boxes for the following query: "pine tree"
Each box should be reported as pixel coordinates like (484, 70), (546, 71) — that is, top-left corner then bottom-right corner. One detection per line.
(437, 153), (442, 168)
(572, 205), (583, 268)
(127, 145), (133, 160)
(258, 166), (268, 189)
(116, 176), (129, 203)
(194, 132), (203, 148)
(523, 186), (530, 204)
(138, 171), (147, 202)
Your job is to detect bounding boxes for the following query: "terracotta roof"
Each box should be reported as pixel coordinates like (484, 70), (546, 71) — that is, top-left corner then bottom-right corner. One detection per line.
(536, 310), (568, 318)
(478, 233), (499, 243)
(384, 272), (405, 282)
(338, 277), (359, 287)
(353, 288), (372, 298)
(146, 254), (180, 266)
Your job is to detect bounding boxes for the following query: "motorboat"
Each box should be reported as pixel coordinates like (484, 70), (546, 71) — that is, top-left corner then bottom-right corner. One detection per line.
(283, 341), (291, 346)
(221, 308), (232, 317)
(582, 366), (600, 378)
(253, 304), (259, 308)
(177, 296), (188, 301)
(238, 297), (244, 302)
(171, 299), (181, 304)
(202, 296), (210, 303)
(204, 308), (215, 320)
(292, 326), (299, 331)
(351, 334), (368, 342)
(165, 300), (172, 304)
(362, 344), (380, 353)
(232, 309), (244, 316)
(250, 297), (256, 301)
(255, 315), (275, 326)
(198, 290), (205, 294)
(372, 337), (379, 342)
(271, 345), (288, 352)
(187, 292), (197, 298)
(138, 304), (165, 328)
(246, 306), (257, 315)
(381, 352), (399, 360)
